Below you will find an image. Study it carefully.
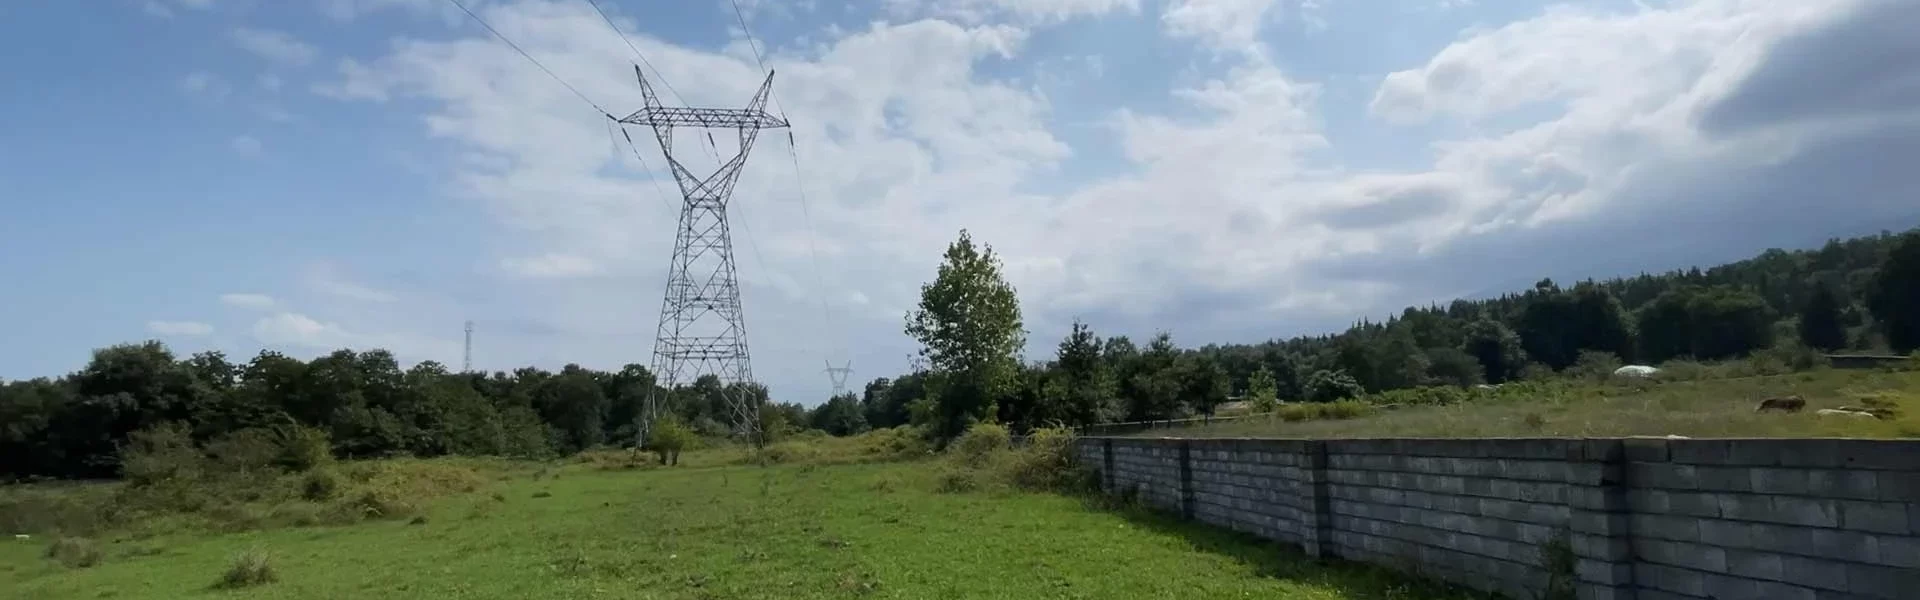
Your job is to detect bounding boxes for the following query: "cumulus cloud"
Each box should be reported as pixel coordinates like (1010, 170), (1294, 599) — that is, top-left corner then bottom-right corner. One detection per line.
(310, 0), (1920, 402)
(304, 262), (397, 303)
(220, 293), (277, 310)
(251, 312), (458, 362)
(231, 27), (319, 66)
(179, 71), (231, 102)
(887, 0), (1140, 25)
(147, 320), (213, 336)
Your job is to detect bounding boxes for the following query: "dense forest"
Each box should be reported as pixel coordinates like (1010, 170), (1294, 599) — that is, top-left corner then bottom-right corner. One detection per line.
(4, 227), (1919, 480)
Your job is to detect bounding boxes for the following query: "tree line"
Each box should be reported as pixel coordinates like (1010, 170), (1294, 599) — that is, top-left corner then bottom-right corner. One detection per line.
(4, 227), (1918, 478)
(847, 227), (1920, 439)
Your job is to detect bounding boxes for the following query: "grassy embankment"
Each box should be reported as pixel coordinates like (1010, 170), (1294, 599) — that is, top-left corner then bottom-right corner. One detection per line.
(1162, 361), (1920, 439)
(2, 428), (1484, 600)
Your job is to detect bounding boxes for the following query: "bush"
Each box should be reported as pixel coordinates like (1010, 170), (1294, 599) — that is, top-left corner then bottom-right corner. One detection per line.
(299, 469), (342, 501)
(120, 423), (204, 486)
(950, 422), (1010, 465)
(205, 429), (282, 474)
(214, 549), (276, 589)
(647, 417), (695, 466)
(1322, 401), (1372, 420)
(1000, 427), (1082, 492)
(934, 468), (980, 494)
(270, 425), (334, 472)
(1567, 351), (1623, 381)
(46, 536), (103, 569)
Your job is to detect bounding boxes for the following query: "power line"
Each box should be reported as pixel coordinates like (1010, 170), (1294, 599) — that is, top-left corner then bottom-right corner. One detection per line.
(583, 0), (692, 108)
(443, 0), (610, 117)
(728, 0), (769, 75)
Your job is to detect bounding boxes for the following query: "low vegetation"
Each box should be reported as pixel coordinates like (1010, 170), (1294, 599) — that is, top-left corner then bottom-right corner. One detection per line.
(2, 432), (1480, 600)
(1150, 363), (1920, 439)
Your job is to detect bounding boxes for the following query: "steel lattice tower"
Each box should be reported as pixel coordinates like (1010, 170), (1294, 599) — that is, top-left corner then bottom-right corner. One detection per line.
(823, 360), (853, 397)
(620, 67), (788, 444)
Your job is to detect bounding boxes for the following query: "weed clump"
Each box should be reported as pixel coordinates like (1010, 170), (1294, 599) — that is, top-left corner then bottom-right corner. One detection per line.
(950, 422), (1010, 466)
(214, 549), (276, 589)
(934, 468), (980, 494)
(300, 469), (342, 501)
(46, 536), (104, 569)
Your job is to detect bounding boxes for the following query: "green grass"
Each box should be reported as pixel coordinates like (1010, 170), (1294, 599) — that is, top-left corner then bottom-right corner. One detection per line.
(1162, 367), (1920, 439)
(2, 457), (1480, 599)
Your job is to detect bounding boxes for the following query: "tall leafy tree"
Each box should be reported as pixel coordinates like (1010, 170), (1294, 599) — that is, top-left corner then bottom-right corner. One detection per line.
(1460, 319), (1525, 383)
(1868, 232), (1920, 353)
(903, 230), (1026, 440)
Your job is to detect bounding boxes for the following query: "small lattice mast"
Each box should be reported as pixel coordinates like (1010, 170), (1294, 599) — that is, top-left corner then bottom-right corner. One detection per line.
(620, 67), (788, 444)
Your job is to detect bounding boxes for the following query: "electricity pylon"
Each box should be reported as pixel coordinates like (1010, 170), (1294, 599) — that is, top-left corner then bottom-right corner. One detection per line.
(619, 67), (788, 445)
(824, 360), (853, 397)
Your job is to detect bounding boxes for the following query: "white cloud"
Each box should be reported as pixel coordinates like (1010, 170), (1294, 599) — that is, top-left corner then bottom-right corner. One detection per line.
(258, 73), (284, 92)
(232, 28), (319, 66)
(888, 0), (1140, 24)
(147, 320), (213, 336)
(230, 135), (263, 156)
(309, 0), (1917, 403)
(304, 262), (397, 303)
(251, 312), (458, 362)
(220, 293), (277, 310)
(179, 71), (231, 102)
(1162, 0), (1280, 54)
(501, 253), (601, 278)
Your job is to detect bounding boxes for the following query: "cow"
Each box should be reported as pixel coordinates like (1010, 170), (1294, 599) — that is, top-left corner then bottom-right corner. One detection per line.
(1754, 395), (1806, 413)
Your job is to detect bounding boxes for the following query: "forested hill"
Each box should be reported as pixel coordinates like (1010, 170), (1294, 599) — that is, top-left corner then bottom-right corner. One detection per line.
(837, 226), (1920, 433)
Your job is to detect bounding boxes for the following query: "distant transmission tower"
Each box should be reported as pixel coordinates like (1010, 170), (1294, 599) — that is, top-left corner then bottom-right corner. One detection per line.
(824, 360), (853, 397)
(463, 320), (474, 373)
(621, 67), (788, 444)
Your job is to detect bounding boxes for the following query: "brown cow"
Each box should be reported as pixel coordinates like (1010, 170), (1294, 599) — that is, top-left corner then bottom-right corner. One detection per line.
(1754, 395), (1806, 413)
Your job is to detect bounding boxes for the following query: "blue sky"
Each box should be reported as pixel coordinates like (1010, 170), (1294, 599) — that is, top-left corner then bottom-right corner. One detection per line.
(4, 0), (1917, 405)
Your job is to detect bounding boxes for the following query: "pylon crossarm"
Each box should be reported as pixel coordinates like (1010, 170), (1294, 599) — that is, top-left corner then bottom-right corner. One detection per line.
(619, 107), (788, 130)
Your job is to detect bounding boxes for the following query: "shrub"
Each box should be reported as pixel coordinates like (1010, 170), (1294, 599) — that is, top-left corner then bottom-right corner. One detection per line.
(1322, 401), (1372, 420)
(337, 488), (417, 519)
(761, 441), (822, 464)
(119, 423), (204, 487)
(950, 422), (1010, 466)
(214, 549), (276, 589)
(1277, 404), (1312, 422)
(1000, 427), (1081, 492)
(934, 468), (980, 494)
(299, 469), (342, 501)
(647, 417), (695, 466)
(46, 536), (103, 569)
(1567, 351), (1623, 381)
(1304, 370), (1364, 403)
(270, 425), (334, 472)
(205, 429), (282, 474)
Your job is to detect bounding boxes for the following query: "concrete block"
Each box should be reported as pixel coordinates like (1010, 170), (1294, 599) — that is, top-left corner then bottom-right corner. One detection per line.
(1696, 465), (1755, 492)
(1669, 440), (1733, 465)
(1634, 538), (1728, 573)
(1748, 580), (1818, 600)
(1783, 555), (1851, 592)
(1772, 496), (1842, 528)
(1575, 559), (1635, 586)
(1834, 440), (1920, 471)
(1575, 584), (1637, 600)
(1808, 469), (1883, 501)
(1718, 493), (1773, 522)
(1873, 534), (1920, 568)
(1623, 437), (1670, 463)
(1751, 467), (1812, 495)
(1838, 500), (1910, 535)
(1807, 527), (1881, 565)
(1571, 533), (1631, 562)
(1632, 590), (1699, 600)
(1847, 562), (1920, 599)
(1777, 440), (1846, 468)
(1703, 573), (1762, 599)
(1697, 518), (1755, 549)
(1570, 511), (1630, 537)
(1636, 562), (1706, 597)
(1726, 548), (1785, 581)
(1631, 513), (1703, 542)
(1667, 491), (1723, 517)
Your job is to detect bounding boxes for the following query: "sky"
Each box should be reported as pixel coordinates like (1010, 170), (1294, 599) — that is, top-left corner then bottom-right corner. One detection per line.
(3, 0), (1917, 405)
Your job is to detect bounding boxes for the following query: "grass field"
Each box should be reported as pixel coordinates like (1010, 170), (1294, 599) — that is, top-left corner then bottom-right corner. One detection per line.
(3, 456), (1483, 600)
(1151, 367), (1920, 440)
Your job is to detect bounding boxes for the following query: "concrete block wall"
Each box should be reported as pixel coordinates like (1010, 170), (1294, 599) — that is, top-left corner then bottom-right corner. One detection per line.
(1079, 437), (1920, 600)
